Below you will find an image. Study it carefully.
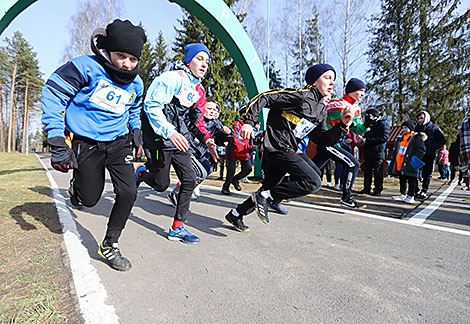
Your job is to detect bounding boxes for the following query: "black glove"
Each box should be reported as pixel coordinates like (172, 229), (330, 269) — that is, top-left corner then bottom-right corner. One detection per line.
(47, 136), (77, 173)
(132, 128), (143, 159)
(250, 144), (259, 153)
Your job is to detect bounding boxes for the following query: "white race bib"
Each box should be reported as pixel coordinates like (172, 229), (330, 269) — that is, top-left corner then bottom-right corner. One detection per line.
(89, 79), (133, 115)
(176, 84), (199, 107)
(398, 145), (407, 155)
(293, 118), (317, 139)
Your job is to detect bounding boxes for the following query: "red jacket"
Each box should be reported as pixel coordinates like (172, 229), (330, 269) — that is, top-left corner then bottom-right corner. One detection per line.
(228, 119), (251, 160)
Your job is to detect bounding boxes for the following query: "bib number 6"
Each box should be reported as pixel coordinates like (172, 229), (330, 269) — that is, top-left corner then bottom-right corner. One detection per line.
(106, 91), (122, 104)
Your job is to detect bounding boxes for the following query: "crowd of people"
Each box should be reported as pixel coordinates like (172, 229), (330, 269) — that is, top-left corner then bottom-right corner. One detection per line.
(41, 19), (469, 272)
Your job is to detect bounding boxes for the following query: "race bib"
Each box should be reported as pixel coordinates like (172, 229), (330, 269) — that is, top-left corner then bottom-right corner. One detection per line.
(398, 145), (407, 155)
(293, 118), (317, 139)
(89, 79), (133, 115)
(176, 84), (199, 107)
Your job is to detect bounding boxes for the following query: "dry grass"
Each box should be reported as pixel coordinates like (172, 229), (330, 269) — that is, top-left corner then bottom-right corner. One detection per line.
(0, 152), (79, 323)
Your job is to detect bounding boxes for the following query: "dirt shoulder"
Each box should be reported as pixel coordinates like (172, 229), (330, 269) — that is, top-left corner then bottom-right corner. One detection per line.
(0, 153), (80, 323)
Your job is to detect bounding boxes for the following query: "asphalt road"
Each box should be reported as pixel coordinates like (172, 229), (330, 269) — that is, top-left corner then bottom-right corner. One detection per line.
(38, 154), (470, 324)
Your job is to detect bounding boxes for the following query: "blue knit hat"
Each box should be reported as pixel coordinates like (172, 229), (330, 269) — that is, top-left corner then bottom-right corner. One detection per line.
(345, 78), (366, 94)
(183, 43), (211, 64)
(305, 64), (336, 85)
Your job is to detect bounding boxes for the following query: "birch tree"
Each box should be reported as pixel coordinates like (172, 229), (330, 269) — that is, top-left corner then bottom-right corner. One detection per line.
(62, 0), (124, 62)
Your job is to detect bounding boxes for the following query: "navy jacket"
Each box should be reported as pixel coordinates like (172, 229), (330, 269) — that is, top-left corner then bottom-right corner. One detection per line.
(363, 118), (390, 160)
(414, 119), (445, 158)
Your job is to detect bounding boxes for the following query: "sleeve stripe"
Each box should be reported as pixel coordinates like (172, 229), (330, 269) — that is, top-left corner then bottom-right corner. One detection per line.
(54, 61), (88, 91)
(45, 79), (73, 98)
(242, 88), (309, 120)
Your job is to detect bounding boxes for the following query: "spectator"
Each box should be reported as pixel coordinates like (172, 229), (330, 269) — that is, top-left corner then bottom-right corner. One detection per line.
(360, 108), (390, 196)
(414, 111), (446, 199)
(221, 116), (254, 195)
(388, 120), (427, 204)
(436, 145), (450, 180)
(458, 111), (470, 190)
(448, 136), (462, 185)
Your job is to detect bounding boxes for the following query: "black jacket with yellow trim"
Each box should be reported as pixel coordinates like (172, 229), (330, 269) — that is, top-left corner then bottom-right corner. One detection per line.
(241, 87), (348, 153)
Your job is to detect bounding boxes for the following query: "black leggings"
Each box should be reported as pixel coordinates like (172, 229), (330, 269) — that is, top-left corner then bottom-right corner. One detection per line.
(71, 135), (136, 242)
(140, 149), (195, 222)
(312, 145), (360, 200)
(236, 150), (322, 216)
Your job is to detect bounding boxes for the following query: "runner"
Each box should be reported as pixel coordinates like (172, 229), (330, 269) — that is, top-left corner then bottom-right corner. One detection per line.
(41, 19), (147, 271)
(224, 64), (353, 232)
(136, 43), (217, 244)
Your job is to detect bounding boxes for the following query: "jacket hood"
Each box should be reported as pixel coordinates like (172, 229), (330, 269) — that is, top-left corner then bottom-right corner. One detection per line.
(91, 28), (111, 63)
(417, 110), (431, 125)
(419, 132), (428, 141)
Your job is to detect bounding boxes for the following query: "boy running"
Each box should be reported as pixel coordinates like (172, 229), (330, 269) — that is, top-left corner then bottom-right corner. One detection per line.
(41, 19), (147, 271)
(312, 78), (369, 209)
(136, 43), (217, 244)
(225, 64), (353, 232)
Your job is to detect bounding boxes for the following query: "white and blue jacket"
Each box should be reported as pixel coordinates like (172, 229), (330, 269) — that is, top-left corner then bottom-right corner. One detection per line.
(41, 55), (143, 141)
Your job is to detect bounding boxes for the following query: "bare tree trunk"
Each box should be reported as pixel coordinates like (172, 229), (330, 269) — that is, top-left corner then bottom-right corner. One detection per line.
(0, 81), (4, 152)
(12, 94), (17, 152)
(342, 0), (350, 92)
(7, 57), (17, 153)
(22, 77), (29, 154)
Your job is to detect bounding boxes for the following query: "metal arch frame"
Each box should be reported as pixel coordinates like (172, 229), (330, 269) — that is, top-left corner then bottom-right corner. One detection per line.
(0, 0), (269, 176)
(0, 0), (269, 98)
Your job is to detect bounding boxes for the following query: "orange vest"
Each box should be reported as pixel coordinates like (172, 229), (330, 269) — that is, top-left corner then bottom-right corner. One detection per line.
(396, 132), (413, 171)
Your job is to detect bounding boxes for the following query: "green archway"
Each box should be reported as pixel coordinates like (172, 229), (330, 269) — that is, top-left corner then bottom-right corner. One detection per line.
(0, 0), (269, 98)
(0, 0), (268, 176)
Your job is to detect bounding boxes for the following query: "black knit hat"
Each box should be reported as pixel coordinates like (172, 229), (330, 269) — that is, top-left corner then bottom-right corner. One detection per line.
(305, 64), (336, 85)
(104, 19), (146, 59)
(345, 78), (366, 94)
(365, 108), (380, 117)
(401, 119), (417, 131)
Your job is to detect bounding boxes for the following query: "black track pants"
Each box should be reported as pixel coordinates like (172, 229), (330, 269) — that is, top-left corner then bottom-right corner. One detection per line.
(71, 135), (136, 242)
(236, 150), (322, 216)
(312, 145), (360, 201)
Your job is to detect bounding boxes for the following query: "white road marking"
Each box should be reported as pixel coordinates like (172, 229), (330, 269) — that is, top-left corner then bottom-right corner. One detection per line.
(407, 182), (457, 224)
(198, 183), (470, 237)
(37, 155), (119, 324)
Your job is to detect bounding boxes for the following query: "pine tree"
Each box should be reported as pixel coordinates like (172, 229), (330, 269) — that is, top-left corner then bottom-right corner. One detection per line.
(409, 0), (469, 142)
(4, 32), (43, 153)
(172, 0), (248, 126)
(367, 0), (415, 124)
(291, 10), (324, 88)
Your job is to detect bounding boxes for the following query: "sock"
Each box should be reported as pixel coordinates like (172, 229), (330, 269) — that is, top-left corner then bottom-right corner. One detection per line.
(260, 190), (273, 200)
(232, 209), (240, 217)
(176, 182), (181, 189)
(172, 220), (184, 230)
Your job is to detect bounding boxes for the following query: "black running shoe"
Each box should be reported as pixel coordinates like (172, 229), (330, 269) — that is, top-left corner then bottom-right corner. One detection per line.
(98, 240), (132, 271)
(221, 187), (231, 195)
(68, 179), (83, 208)
(232, 180), (242, 191)
(167, 191), (178, 208)
(251, 191), (270, 224)
(340, 196), (367, 209)
(225, 211), (250, 232)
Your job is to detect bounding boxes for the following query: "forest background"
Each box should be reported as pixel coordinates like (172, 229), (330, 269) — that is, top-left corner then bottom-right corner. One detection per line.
(0, 0), (468, 154)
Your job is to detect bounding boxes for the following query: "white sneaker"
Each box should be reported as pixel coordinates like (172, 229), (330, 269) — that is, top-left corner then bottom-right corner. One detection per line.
(403, 195), (415, 204)
(392, 194), (406, 201)
(326, 182), (332, 187)
(333, 184), (340, 190)
(241, 177), (251, 183)
(193, 185), (200, 197)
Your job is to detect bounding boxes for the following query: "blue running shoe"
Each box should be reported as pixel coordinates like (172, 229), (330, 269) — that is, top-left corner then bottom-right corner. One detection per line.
(269, 202), (288, 215)
(168, 225), (200, 244)
(135, 164), (146, 188)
